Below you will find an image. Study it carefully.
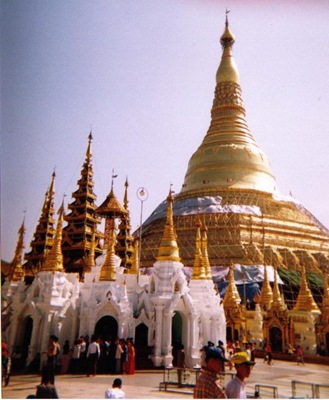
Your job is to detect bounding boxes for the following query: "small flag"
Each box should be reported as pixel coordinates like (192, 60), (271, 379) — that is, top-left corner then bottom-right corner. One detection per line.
(227, 178), (233, 183)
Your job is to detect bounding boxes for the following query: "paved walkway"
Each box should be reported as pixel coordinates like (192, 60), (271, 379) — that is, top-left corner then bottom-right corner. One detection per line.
(2, 358), (329, 399)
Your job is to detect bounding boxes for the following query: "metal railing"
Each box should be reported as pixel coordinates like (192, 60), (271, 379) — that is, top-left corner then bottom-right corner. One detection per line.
(254, 384), (278, 398)
(159, 367), (235, 394)
(291, 380), (329, 399)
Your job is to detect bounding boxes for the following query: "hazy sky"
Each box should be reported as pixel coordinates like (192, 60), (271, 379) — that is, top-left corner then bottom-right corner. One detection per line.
(1, 0), (329, 262)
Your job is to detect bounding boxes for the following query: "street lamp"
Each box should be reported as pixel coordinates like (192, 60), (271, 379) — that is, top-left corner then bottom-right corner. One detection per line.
(136, 187), (149, 280)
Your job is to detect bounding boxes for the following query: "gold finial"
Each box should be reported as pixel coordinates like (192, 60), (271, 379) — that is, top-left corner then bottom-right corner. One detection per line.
(123, 177), (129, 210)
(271, 266), (286, 311)
(42, 202), (65, 272)
(293, 265), (320, 312)
(201, 222), (212, 279)
(191, 215), (205, 279)
(223, 263), (241, 309)
(99, 220), (117, 281)
(259, 265), (273, 310)
(156, 187), (181, 262)
(8, 218), (26, 282)
(86, 131), (93, 161)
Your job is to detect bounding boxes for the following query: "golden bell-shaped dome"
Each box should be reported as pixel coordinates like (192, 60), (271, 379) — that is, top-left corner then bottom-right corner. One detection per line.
(180, 16), (276, 196)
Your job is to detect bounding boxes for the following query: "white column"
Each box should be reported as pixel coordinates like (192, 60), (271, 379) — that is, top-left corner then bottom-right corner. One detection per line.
(154, 304), (164, 357)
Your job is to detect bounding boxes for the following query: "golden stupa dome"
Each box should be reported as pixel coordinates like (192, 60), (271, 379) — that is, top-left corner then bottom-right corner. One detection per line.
(180, 17), (276, 196)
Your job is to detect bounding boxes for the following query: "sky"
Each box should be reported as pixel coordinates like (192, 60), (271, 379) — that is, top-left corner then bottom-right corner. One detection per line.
(1, 0), (329, 262)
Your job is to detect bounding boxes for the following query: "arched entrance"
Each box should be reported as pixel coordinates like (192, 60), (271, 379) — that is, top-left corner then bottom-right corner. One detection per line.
(172, 312), (183, 366)
(269, 326), (282, 352)
(18, 316), (33, 362)
(135, 323), (152, 369)
(94, 316), (118, 341)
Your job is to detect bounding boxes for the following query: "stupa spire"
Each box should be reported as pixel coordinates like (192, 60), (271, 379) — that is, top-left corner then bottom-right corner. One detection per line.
(42, 202), (65, 272)
(62, 133), (103, 278)
(179, 14), (276, 196)
(84, 226), (96, 273)
(117, 178), (134, 271)
(99, 220), (117, 281)
(8, 218), (25, 282)
(293, 265), (320, 312)
(24, 171), (56, 272)
(271, 266), (286, 311)
(201, 223), (212, 279)
(157, 187), (181, 262)
(259, 265), (273, 310)
(223, 263), (241, 309)
(191, 216), (205, 279)
(129, 238), (139, 275)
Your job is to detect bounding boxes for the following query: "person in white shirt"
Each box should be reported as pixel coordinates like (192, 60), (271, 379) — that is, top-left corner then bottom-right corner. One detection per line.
(225, 351), (255, 399)
(86, 336), (100, 377)
(105, 378), (126, 399)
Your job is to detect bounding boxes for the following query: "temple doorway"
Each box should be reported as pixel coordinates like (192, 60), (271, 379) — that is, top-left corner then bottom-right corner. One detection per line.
(94, 316), (118, 341)
(135, 323), (152, 369)
(172, 312), (183, 366)
(17, 316), (33, 362)
(269, 326), (283, 352)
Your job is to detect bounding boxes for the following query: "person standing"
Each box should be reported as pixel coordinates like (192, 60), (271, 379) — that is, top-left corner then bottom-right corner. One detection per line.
(105, 378), (126, 399)
(193, 347), (227, 398)
(176, 344), (186, 386)
(296, 346), (304, 365)
(60, 340), (71, 374)
(43, 335), (60, 383)
(126, 338), (135, 375)
(225, 352), (255, 399)
(115, 338), (123, 374)
(86, 335), (100, 377)
(264, 342), (273, 366)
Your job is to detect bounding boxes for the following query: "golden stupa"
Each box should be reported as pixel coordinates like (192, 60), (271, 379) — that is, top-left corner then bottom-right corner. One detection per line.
(139, 17), (329, 295)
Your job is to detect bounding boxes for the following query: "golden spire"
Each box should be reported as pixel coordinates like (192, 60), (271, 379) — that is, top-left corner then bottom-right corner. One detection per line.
(271, 266), (286, 311)
(42, 202), (64, 272)
(179, 14), (276, 196)
(223, 264), (241, 309)
(129, 239), (139, 275)
(99, 220), (117, 281)
(84, 227), (96, 273)
(201, 223), (212, 279)
(259, 265), (273, 310)
(156, 188), (181, 262)
(191, 215), (205, 279)
(293, 265), (320, 312)
(86, 131), (92, 161)
(8, 219), (25, 282)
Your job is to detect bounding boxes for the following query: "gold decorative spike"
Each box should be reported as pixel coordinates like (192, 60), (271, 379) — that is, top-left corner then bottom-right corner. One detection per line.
(259, 265), (273, 310)
(8, 219), (25, 282)
(180, 16), (276, 195)
(86, 131), (92, 161)
(293, 265), (320, 312)
(191, 216), (205, 279)
(223, 263), (241, 309)
(156, 188), (181, 262)
(129, 239), (139, 275)
(271, 266), (286, 311)
(201, 223), (212, 280)
(42, 202), (64, 272)
(99, 220), (117, 281)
